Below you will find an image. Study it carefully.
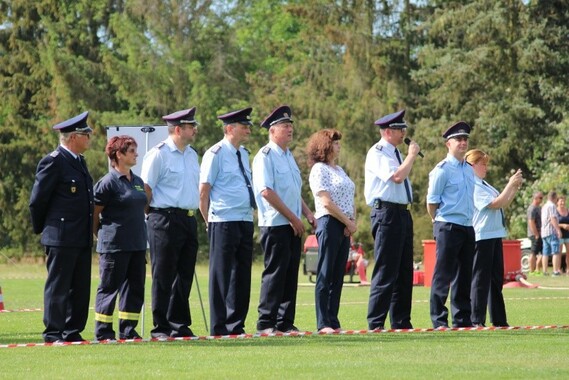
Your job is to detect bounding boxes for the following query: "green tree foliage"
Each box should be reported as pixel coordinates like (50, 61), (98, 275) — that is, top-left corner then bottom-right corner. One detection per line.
(0, 0), (568, 262)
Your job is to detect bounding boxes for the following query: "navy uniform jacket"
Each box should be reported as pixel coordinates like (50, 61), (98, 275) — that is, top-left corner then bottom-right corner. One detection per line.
(29, 146), (94, 248)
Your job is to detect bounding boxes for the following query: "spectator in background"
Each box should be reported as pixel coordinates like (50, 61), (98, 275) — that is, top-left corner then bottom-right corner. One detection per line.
(351, 241), (370, 285)
(541, 191), (561, 276)
(307, 129), (356, 334)
(527, 192), (543, 276)
(93, 136), (148, 340)
(465, 149), (522, 328)
(557, 195), (569, 274)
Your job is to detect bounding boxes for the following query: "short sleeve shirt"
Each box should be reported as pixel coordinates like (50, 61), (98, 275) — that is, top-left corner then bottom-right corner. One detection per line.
(200, 138), (254, 222)
(426, 153), (475, 226)
(527, 205), (541, 237)
(541, 201), (558, 238)
(94, 168), (148, 253)
(252, 141), (302, 226)
(140, 136), (199, 210)
(364, 139), (413, 205)
(472, 177), (507, 241)
(309, 162), (355, 219)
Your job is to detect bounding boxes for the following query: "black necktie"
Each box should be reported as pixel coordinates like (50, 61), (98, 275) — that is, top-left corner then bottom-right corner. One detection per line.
(483, 180), (506, 227)
(394, 148), (413, 204)
(77, 156), (86, 172)
(236, 150), (257, 209)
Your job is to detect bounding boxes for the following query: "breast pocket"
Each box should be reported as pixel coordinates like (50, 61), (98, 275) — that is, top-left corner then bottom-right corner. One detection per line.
(163, 163), (184, 187)
(60, 177), (85, 197)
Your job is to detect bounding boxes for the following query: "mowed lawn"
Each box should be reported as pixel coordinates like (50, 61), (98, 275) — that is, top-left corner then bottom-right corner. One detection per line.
(1, 260), (568, 379)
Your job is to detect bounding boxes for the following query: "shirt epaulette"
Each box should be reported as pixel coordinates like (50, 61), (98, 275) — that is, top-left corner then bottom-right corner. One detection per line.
(154, 141), (166, 150)
(50, 151), (60, 158)
(375, 145), (383, 152)
(211, 144), (222, 154)
(261, 146), (271, 155)
(242, 146), (250, 154)
(189, 145), (198, 154)
(436, 161), (446, 168)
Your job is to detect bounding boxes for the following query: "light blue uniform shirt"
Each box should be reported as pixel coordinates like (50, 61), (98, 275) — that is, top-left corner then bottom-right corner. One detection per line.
(253, 141), (302, 227)
(427, 153), (475, 226)
(141, 136), (199, 210)
(200, 138), (254, 222)
(472, 176), (507, 241)
(364, 139), (413, 206)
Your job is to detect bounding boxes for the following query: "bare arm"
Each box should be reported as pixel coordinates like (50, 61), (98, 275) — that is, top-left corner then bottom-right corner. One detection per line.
(199, 183), (211, 226)
(144, 184), (153, 214)
(391, 142), (420, 184)
(261, 188), (305, 236)
(318, 190), (356, 234)
(487, 169), (523, 209)
(93, 204), (104, 238)
(427, 203), (439, 222)
(301, 199), (317, 229)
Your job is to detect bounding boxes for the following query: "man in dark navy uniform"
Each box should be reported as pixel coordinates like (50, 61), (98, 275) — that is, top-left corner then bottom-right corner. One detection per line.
(29, 111), (94, 343)
(426, 122), (475, 329)
(141, 107), (200, 338)
(364, 110), (420, 330)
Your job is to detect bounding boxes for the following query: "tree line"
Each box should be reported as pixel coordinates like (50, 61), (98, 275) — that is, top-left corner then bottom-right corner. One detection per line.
(0, 0), (567, 260)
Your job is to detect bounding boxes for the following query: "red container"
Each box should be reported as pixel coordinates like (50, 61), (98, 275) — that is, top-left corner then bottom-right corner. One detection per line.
(413, 271), (425, 286)
(422, 240), (436, 287)
(422, 239), (521, 287)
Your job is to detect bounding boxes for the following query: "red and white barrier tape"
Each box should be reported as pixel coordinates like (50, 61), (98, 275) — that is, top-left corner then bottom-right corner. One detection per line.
(2, 325), (569, 349)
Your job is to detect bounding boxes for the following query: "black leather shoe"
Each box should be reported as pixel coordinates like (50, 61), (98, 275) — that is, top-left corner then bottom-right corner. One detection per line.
(120, 330), (142, 340)
(151, 332), (170, 339)
(64, 333), (86, 342)
(276, 324), (300, 333)
(96, 335), (116, 341)
(170, 328), (196, 338)
(44, 337), (64, 344)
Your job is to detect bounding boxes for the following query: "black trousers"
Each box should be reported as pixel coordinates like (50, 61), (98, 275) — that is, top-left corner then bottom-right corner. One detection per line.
(147, 211), (198, 335)
(94, 250), (146, 339)
(367, 206), (414, 329)
(430, 222), (475, 328)
(43, 246), (91, 342)
(315, 215), (350, 330)
(256, 225), (301, 331)
(471, 238), (508, 326)
(208, 221), (254, 335)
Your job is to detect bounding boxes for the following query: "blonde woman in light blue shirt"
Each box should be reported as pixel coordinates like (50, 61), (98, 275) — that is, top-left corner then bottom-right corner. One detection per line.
(465, 149), (522, 328)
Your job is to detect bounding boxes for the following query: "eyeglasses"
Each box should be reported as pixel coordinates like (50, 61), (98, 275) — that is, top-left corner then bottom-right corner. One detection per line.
(73, 132), (91, 139)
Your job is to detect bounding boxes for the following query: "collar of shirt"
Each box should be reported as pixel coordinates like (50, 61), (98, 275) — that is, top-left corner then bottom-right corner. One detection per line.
(445, 153), (465, 167)
(165, 136), (193, 154)
(267, 140), (289, 156)
(109, 167), (132, 180)
(222, 137), (239, 154)
(60, 144), (79, 159)
(378, 138), (397, 157)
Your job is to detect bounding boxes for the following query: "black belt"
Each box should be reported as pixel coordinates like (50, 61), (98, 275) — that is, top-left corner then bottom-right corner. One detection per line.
(149, 207), (195, 217)
(373, 199), (410, 211)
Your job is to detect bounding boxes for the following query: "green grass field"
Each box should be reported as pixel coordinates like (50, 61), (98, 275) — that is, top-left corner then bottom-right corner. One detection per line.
(1, 261), (568, 379)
